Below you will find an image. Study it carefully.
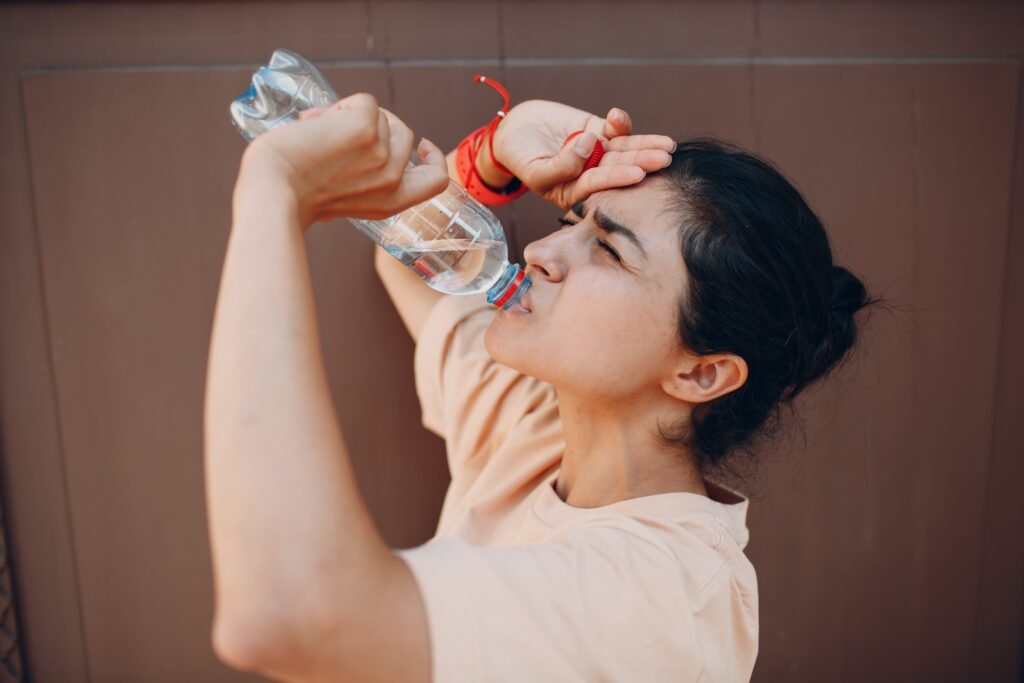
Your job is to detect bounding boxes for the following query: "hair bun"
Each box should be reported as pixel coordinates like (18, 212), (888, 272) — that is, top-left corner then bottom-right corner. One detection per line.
(831, 265), (869, 319)
(822, 265), (869, 371)
(788, 266), (870, 396)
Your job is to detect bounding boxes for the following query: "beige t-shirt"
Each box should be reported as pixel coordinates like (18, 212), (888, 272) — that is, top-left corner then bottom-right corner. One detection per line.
(398, 294), (759, 683)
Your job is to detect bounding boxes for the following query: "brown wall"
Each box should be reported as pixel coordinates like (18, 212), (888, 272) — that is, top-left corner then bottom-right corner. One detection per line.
(1, 2), (1022, 681)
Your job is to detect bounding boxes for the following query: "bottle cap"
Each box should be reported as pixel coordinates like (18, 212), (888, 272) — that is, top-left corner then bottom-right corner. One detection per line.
(487, 263), (531, 309)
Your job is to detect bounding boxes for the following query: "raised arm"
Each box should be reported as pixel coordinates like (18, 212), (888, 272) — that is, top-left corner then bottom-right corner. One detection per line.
(205, 95), (446, 682)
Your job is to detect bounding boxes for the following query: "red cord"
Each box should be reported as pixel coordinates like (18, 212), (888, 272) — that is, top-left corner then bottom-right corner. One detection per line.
(456, 75), (526, 205)
(459, 76), (604, 205)
(472, 75), (516, 177)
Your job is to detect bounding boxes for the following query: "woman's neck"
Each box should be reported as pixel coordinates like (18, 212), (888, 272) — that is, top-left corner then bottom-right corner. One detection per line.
(553, 390), (707, 508)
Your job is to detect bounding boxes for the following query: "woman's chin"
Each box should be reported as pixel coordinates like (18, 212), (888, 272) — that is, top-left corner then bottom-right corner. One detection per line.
(485, 319), (531, 369)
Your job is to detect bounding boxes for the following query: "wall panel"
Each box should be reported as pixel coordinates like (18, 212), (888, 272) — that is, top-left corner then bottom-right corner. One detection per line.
(972, 62), (1024, 682)
(751, 62), (1018, 682)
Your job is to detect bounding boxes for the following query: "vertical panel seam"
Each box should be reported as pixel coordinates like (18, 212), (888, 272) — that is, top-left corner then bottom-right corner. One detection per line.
(752, 0), (762, 58)
(362, 0), (374, 56)
(373, 0), (397, 112)
(968, 58), (1024, 679)
(16, 72), (92, 683)
(909, 75), (922, 430)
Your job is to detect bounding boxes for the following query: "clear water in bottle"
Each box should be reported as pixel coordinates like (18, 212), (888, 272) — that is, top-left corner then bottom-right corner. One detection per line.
(229, 48), (530, 310)
(384, 239), (505, 294)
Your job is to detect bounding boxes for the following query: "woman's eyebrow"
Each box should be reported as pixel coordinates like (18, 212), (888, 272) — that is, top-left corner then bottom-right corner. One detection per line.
(570, 201), (648, 260)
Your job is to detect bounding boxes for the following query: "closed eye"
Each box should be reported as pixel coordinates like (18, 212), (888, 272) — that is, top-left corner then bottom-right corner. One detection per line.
(556, 218), (621, 263)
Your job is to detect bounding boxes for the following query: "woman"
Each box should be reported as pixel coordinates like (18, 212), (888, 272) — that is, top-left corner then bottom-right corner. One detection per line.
(205, 92), (870, 682)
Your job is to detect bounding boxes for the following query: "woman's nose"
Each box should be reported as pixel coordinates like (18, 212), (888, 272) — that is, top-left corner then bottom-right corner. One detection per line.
(523, 231), (567, 282)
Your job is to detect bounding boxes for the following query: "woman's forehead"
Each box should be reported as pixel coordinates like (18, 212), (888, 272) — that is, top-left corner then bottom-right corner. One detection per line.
(586, 181), (681, 241)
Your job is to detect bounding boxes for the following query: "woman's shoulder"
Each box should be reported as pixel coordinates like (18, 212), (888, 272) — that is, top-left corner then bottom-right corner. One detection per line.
(540, 491), (757, 611)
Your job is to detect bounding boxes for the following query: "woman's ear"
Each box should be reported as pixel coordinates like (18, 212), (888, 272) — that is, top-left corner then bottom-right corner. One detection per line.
(661, 353), (748, 404)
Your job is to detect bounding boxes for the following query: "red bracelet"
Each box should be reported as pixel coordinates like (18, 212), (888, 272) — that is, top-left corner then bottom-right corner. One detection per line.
(456, 77), (607, 206)
(456, 76), (527, 206)
(456, 125), (526, 206)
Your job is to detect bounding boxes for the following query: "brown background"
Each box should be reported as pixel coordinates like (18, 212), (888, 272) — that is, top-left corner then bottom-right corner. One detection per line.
(1, 1), (1022, 681)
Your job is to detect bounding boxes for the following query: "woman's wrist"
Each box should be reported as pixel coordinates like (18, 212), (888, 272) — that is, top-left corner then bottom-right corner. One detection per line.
(235, 149), (306, 230)
(473, 128), (516, 190)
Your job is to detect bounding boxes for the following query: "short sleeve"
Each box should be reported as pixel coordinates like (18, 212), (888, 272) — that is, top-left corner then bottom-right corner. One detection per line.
(397, 527), (706, 683)
(414, 294), (555, 472)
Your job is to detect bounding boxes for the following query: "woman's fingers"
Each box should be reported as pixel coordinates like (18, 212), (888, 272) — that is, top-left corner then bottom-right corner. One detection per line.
(520, 131), (600, 191)
(374, 107), (394, 163)
(378, 108), (416, 180)
(604, 134), (677, 153)
(256, 91), (452, 224)
(298, 105), (330, 120)
(602, 107), (633, 139)
(323, 161), (448, 219)
(387, 160), (449, 208)
(298, 93), (378, 120)
(321, 129), (447, 220)
(600, 148), (673, 172)
(300, 93), (381, 158)
(370, 133), (447, 210)
(556, 148), (672, 206)
(566, 164), (648, 206)
(333, 92), (379, 113)
(416, 137), (448, 170)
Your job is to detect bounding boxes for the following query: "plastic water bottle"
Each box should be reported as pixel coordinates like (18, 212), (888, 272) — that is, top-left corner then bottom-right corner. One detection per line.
(230, 49), (530, 310)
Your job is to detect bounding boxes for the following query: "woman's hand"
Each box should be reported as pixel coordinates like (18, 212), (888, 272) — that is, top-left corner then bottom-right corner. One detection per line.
(484, 100), (676, 209)
(237, 93), (450, 229)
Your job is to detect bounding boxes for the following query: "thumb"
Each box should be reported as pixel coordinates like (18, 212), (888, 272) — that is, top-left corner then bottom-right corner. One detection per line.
(526, 132), (600, 189)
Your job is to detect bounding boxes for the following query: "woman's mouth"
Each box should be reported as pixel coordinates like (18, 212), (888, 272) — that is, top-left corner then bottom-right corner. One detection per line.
(502, 292), (532, 316)
(505, 300), (531, 315)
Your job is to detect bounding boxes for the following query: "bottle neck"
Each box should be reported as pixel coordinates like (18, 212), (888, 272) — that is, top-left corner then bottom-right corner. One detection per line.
(486, 262), (531, 309)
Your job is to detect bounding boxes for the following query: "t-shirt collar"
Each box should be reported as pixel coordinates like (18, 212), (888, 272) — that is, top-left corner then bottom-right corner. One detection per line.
(532, 469), (751, 549)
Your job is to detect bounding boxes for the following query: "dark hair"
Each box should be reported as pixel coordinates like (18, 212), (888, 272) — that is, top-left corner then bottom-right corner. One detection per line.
(654, 138), (875, 470)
